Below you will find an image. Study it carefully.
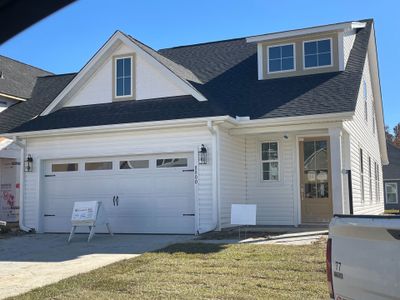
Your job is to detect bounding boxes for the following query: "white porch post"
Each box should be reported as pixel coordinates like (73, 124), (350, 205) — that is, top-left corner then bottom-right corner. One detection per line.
(329, 128), (345, 215)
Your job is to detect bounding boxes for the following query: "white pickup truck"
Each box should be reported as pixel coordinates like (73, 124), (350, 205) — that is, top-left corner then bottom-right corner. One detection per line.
(327, 215), (400, 300)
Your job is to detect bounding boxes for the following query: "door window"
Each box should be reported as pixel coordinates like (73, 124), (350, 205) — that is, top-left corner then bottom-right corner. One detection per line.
(303, 140), (329, 199)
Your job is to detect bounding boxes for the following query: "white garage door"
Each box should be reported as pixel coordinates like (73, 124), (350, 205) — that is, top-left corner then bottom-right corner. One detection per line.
(42, 153), (195, 234)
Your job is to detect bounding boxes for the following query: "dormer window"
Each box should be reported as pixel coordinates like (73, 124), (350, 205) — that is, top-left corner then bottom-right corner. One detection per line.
(114, 56), (133, 98)
(304, 39), (332, 69)
(267, 43), (295, 73)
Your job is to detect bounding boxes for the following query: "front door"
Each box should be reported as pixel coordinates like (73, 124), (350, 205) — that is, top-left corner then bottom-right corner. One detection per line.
(299, 137), (332, 223)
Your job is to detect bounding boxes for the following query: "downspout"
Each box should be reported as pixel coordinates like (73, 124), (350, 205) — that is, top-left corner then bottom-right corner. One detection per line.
(207, 120), (219, 231)
(12, 137), (32, 232)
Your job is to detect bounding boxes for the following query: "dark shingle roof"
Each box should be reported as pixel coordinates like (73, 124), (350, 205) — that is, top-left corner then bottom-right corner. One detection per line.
(0, 73), (76, 133)
(3, 20), (373, 133)
(0, 55), (52, 99)
(383, 142), (400, 180)
(10, 95), (225, 132)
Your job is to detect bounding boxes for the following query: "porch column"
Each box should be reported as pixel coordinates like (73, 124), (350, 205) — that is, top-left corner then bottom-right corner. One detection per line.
(329, 128), (345, 215)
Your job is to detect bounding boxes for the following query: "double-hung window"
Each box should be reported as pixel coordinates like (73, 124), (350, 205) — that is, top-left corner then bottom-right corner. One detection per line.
(363, 79), (368, 122)
(368, 156), (372, 203)
(360, 148), (365, 203)
(115, 56), (133, 98)
(375, 162), (380, 202)
(385, 183), (398, 204)
(261, 142), (279, 181)
(304, 39), (332, 68)
(268, 44), (295, 73)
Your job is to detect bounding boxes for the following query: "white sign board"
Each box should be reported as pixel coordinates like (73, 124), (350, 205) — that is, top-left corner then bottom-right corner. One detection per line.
(71, 201), (98, 226)
(231, 204), (257, 225)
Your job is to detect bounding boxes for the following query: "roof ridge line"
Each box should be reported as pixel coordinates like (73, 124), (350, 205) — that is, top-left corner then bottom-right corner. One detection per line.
(0, 55), (53, 75)
(158, 36), (246, 51)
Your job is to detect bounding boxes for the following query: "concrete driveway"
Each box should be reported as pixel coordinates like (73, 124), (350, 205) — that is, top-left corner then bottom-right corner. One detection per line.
(0, 233), (193, 299)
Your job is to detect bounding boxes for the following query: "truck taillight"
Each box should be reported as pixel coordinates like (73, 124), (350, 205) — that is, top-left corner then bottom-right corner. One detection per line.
(326, 238), (334, 298)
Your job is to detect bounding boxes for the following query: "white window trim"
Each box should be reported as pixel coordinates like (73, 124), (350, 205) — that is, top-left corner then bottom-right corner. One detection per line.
(302, 37), (333, 70)
(360, 148), (365, 203)
(260, 141), (280, 182)
(266, 43), (296, 74)
(114, 55), (134, 99)
(385, 182), (398, 204)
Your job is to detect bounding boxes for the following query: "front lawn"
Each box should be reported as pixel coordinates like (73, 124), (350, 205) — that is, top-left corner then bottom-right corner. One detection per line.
(10, 240), (329, 300)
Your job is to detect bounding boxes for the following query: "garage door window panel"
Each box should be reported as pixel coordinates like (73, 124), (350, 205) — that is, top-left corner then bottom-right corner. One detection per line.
(120, 160), (149, 169)
(156, 158), (188, 168)
(85, 162), (113, 171)
(52, 163), (78, 172)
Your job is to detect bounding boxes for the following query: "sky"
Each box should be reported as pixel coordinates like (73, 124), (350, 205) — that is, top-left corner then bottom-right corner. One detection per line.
(0, 0), (399, 130)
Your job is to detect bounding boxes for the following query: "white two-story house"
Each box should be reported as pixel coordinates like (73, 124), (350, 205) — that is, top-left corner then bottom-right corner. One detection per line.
(0, 19), (387, 234)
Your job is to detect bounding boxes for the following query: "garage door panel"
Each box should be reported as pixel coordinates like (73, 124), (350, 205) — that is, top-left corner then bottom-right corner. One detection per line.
(43, 153), (195, 234)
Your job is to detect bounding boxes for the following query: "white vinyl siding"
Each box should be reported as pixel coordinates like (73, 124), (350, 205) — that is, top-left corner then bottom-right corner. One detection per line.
(343, 54), (384, 215)
(21, 126), (214, 233)
(218, 129), (246, 228)
(245, 135), (296, 225)
(65, 44), (187, 107)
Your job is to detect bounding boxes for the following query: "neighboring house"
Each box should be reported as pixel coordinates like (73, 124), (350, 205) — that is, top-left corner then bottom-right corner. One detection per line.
(0, 56), (51, 222)
(0, 19), (388, 234)
(383, 142), (400, 213)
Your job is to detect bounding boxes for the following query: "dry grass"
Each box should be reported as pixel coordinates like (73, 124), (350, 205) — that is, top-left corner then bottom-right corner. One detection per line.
(10, 240), (329, 300)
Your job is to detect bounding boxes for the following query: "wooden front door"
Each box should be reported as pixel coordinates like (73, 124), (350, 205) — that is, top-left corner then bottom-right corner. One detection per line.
(299, 137), (333, 223)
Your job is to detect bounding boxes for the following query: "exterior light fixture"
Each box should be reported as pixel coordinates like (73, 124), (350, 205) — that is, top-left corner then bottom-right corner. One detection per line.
(198, 144), (208, 165)
(24, 154), (33, 172)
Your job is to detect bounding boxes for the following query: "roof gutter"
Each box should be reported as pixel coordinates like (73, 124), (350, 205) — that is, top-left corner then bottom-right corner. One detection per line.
(3, 111), (354, 139)
(233, 111), (354, 127)
(0, 92), (26, 101)
(4, 116), (235, 138)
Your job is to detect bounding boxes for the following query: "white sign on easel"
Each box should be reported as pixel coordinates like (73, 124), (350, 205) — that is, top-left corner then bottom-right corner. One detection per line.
(68, 201), (113, 243)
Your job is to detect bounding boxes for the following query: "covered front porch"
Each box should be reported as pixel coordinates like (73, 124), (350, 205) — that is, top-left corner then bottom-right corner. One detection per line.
(218, 117), (352, 228)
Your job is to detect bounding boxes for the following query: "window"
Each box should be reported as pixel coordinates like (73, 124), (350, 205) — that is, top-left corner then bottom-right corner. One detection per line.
(120, 160), (149, 169)
(360, 149), (365, 203)
(372, 106), (376, 134)
(268, 44), (295, 73)
(261, 142), (279, 181)
(52, 163), (78, 172)
(368, 156), (372, 203)
(304, 39), (332, 68)
(85, 161), (113, 171)
(363, 79), (368, 99)
(385, 183), (398, 204)
(375, 162), (380, 202)
(115, 56), (132, 97)
(156, 158), (187, 168)
(363, 79), (368, 122)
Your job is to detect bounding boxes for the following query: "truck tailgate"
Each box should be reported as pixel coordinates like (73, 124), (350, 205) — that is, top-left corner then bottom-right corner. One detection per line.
(329, 216), (400, 300)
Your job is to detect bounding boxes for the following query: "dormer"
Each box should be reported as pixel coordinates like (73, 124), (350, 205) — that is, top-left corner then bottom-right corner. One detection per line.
(246, 21), (367, 80)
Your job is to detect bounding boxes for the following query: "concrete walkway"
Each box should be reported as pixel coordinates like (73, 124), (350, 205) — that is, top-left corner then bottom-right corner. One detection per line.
(192, 230), (328, 246)
(0, 233), (192, 299)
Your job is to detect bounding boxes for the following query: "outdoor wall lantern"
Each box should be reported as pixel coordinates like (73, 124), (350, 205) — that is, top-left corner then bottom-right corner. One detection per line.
(24, 154), (33, 172)
(198, 144), (208, 165)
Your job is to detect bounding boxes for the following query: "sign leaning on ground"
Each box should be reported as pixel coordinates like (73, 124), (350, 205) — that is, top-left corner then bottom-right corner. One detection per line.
(68, 201), (113, 243)
(231, 204), (257, 239)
